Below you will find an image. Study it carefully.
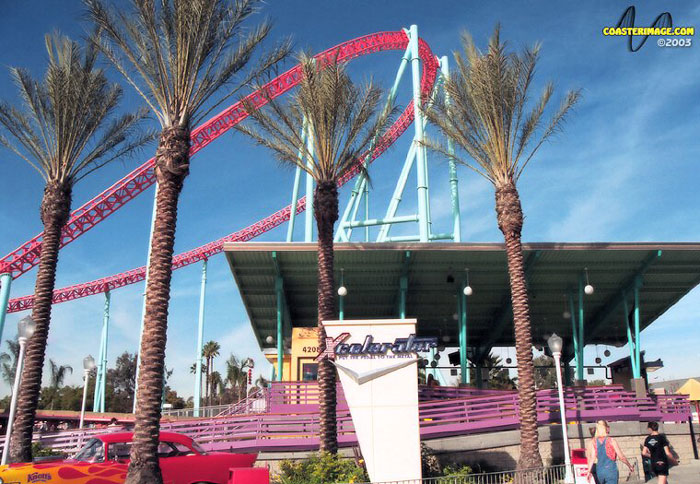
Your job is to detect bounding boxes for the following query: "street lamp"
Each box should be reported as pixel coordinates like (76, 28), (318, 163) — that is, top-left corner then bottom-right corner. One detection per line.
(79, 355), (96, 430)
(1, 316), (37, 465)
(547, 333), (574, 484)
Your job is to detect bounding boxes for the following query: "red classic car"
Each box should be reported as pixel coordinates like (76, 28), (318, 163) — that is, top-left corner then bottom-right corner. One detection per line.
(0, 431), (257, 484)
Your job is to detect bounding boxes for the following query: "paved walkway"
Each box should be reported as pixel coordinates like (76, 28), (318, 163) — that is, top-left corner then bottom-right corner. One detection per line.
(643, 460), (700, 483)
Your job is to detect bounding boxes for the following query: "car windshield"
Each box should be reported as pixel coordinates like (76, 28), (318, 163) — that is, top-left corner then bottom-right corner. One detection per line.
(73, 438), (105, 462)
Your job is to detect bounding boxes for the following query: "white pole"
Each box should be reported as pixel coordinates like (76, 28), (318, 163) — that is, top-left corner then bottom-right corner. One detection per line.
(79, 369), (91, 430)
(1, 337), (27, 465)
(554, 351), (574, 483)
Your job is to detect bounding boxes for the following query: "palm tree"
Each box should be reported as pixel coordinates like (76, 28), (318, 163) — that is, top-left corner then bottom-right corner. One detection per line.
(47, 359), (73, 409)
(84, 1), (287, 480)
(237, 54), (395, 453)
(225, 354), (252, 402)
(0, 339), (20, 391)
(423, 26), (580, 469)
(0, 34), (150, 462)
(202, 341), (220, 406)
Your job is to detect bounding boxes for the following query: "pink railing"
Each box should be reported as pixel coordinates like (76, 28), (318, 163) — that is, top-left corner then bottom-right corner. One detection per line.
(3, 386), (690, 455)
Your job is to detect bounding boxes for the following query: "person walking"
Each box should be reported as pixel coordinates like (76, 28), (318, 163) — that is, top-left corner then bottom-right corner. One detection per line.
(587, 420), (635, 483)
(642, 422), (677, 483)
(586, 427), (601, 484)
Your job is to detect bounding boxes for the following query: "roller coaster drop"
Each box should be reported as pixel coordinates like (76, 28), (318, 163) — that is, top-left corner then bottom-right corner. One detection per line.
(0, 26), (462, 414)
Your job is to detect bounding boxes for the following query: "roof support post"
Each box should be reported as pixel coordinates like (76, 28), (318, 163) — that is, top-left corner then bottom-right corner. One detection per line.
(193, 259), (207, 417)
(622, 293), (640, 379)
(568, 292), (579, 378)
(276, 274), (284, 381)
(459, 280), (469, 385)
(0, 273), (11, 345)
(634, 278), (642, 379)
(397, 251), (411, 319)
(339, 270), (345, 321)
(577, 275), (585, 382)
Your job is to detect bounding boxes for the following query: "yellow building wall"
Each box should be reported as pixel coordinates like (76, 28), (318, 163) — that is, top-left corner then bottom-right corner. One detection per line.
(264, 327), (320, 381)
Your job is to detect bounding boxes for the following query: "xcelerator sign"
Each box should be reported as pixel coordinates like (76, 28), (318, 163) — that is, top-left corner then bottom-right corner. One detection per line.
(320, 319), (434, 483)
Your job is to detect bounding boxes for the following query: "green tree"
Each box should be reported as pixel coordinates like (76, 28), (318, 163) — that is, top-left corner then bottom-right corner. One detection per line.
(237, 54), (395, 453)
(225, 355), (252, 402)
(84, 1), (288, 479)
(423, 26), (580, 469)
(0, 338), (20, 391)
(44, 359), (73, 409)
(105, 352), (137, 413)
(0, 34), (150, 462)
(202, 341), (221, 405)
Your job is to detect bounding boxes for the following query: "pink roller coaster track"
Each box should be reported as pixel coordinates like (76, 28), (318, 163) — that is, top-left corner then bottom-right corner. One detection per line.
(4, 30), (439, 313)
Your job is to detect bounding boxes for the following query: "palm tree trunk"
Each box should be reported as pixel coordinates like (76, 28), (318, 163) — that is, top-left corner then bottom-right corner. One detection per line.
(495, 183), (542, 470)
(126, 125), (189, 484)
(315, 181), (339, 454)
(9, 181), (71, 463)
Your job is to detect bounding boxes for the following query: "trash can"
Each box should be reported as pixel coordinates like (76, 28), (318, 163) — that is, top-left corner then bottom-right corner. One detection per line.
(572, 448), (589, 484)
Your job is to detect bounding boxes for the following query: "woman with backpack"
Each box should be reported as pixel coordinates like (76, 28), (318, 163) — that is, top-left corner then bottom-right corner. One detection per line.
(586, 420), (635, 484)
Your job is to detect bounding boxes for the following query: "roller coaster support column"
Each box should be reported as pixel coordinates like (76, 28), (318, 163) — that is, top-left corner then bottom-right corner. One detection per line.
(409, 24), (430, 242)
(304, 127), (316, 242)
(134, 183), (158, 413)
(93, 291), (110, 412)
(0, 273), (11, 344)
(440, 56), (461, 242)
(194, 259), (207, 417)
(287, 120), (308, 242)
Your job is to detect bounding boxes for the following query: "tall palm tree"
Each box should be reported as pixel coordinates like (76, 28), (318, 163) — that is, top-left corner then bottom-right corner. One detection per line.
(423, 26), (580, 469)
(47, 359), (73, 409)
(202, 340), (220, 405)
(225, 354), (252, 402)
(0, 339), (20, 390)
(84, 1), (287, 480)
(237, 54), (395, 453)
(0, 34), (150, 462)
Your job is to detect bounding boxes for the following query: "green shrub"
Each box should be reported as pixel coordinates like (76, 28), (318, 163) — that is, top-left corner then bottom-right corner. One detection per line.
(275, 452), (368, 484)
(442, 464), (473, 477)
(32, 442), (64, 458)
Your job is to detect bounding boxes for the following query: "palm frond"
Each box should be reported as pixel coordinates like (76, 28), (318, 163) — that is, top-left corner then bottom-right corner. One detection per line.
(85, 0), (290, 128)
(0, 33), (151, 186)
(237, 53), (397, 185)
(423, 26), (580, 188)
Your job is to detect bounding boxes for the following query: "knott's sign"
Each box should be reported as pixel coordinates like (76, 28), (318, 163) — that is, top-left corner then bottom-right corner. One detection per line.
(315, 333), (438, 362)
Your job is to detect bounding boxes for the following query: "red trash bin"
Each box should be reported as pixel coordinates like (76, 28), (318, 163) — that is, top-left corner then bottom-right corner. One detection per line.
(571, 448), (589, 484)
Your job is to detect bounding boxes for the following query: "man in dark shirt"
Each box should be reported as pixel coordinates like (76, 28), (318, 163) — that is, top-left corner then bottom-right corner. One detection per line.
(642, 422), (677, 483)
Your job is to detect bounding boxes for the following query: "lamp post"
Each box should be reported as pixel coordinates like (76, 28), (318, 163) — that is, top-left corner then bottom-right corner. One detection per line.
(1, 316), (37, 465)
(79, 355), (96, 430)
(548, 333), (574, 484)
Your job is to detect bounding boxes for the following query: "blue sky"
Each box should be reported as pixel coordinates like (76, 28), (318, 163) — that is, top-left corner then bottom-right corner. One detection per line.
(1, 1), (699, 398)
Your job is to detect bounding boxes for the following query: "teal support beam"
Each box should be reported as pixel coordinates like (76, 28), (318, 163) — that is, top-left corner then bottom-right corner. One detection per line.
(335, 174), (365, 242)
(276, 275), (284, 381)
(339, 270), (345, 321)
(577, 276), (585, 382)
(408, 24), (430, 242)
(568, 292), (579, 377)
(376, 144), (416, 242)
(459, 281), (468, 385)
(287, 122), (308, 242)
(633, 280), (642, 378)
(194, 259), (207, 417)
(586, 250), (662, 343)
(344, 214), (418, 229)
(397, 251), (411, 319)
(95, 290), (110, 413)
(622, 294), (639, 378)
(0, 273), (11, 344)
(134, 182), (158, 413)
(364, 181), (370, 242)
(304, 129), (315, 242)
(439, 55), (461, 242)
